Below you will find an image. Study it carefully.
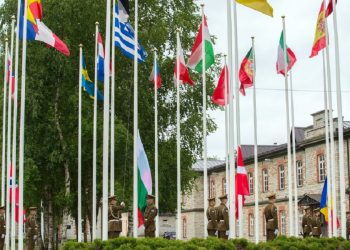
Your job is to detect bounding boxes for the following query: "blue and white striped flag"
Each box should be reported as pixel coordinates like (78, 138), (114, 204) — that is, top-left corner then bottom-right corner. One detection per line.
(114, 0), (147, 62)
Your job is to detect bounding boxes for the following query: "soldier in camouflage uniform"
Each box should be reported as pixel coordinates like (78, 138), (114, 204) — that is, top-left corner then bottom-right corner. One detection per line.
(264, 194), (278, 241)
(216, 194), (229, 240)
(108, 195), (125, 239)
(312, 208), (322, 238)
(144, 194), (158, 238)
(26, 207), (39, 250)
(207, 197), (217, 237)
(302, 206), (313, 238)
(0, 207), (5, 250)
(346, 211), (350, 240)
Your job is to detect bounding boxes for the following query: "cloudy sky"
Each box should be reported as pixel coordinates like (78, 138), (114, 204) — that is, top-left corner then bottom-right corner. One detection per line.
(201, 0), (350, 159)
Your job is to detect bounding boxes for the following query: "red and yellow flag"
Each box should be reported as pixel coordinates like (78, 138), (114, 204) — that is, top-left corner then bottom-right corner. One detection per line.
(236, 0), (273, 17)
(310, 2), (327, 58)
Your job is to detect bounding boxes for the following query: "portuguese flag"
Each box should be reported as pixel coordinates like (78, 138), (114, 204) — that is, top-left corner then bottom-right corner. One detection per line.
(276, 31), (296, 76)
(239, 48), (254, 96)
(310, 2), (326, 58)
(188, 15), (214, 73)
(137, 131), (152, 227)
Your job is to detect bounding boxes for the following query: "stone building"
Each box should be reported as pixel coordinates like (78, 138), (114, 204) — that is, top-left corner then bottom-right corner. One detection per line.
(182, 110), (350, 240)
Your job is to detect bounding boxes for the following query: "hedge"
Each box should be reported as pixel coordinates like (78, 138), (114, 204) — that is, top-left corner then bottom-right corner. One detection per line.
(62, 236), (350, 250)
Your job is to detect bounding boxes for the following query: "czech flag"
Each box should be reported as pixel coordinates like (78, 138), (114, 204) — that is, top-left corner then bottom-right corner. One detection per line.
(149, 60), (162, 89)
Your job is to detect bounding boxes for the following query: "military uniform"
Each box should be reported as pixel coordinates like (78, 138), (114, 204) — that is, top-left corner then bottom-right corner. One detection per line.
(264, 194), (278, 241)
(216, 195), (229, 240)
(302, 207), (312, 238)
(144, 195), (158, 238)
(108, 196), (124, 239)
(26, 207), (38, 250)
(0, 207), (5, 250)
(207, 197), (217, 237)
(311, 209), (322, 238)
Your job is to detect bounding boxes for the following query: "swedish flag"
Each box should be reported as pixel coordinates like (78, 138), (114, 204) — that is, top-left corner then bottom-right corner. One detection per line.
(82, 55), (104, 101)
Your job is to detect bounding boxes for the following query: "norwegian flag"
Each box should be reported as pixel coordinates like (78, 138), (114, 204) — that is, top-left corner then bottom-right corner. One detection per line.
(235, 146), (250, 218)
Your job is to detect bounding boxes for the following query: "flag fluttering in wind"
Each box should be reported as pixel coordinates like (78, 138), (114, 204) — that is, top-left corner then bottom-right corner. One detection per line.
(212, 65), (229, 106)
(114, 0), (146, 62)
(325, 0), (337, 17)
(6, 49), (15, 99)
(149, 60), (162, 89)
(236, 0), (273, 17)
(174, 37), (194, 85)
(276, 31), (297, 76)
(188, 16), (215, 73)
(239, 48), (254, 95)
(320, 178), (340, 228)
(97, 32), (105, 82)
(235, 146), (250, 219)
(137, 131), (152, 227)
(310, 2), (327, 58)
(82, 55), (104, 101)
(19, 0), (70, 56)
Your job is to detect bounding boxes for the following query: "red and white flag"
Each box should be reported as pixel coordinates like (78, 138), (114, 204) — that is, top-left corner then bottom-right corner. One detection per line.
(174, 36), (194, 86)
(235, 146), (250, 218)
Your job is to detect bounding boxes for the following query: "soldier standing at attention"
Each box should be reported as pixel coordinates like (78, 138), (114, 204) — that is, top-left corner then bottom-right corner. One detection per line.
(346, 211), (350, 240)
(0, 207), (5, 250)
(207, 197), (217, 237)
(144, 194), (158, 237)
(312, 208), (322, 238)
(264, 194), (278, 241)
(302, 207), (312, 238)
(108, 195), (125, 239)
(216, 194), (229, 240)
(26, 207), (39, 250)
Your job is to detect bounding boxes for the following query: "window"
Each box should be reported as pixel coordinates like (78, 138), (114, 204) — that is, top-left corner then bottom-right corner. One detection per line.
(279, 165), (285, 190)
(297, 161), (303, 187)
(280, 211), (286, 235)
(182, 218), (187, 238)
(263, 169), (268, 192)
(222, 177), (227, 195)
(210, 180), (216, 198)
(318, 154), (326, 182)
(248, 172), (254, 194)
(263, 214), (266, 236)
(298, 209), (304, 235)
(249, 214), (254, 236)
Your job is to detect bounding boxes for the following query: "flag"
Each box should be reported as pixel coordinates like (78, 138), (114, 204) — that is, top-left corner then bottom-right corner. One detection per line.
(97, 32), (105, 82)
(212, 65), (229, 106)
(19, 0), (70, 56)
(137, 131), (152, 227)
(114, 0), (146, 62)
(236, 0), (273, 17)
(188, 16), (215, 73)
(174, 36), (194, 85)
(235, 146), (250, 219)
(325, 0), (337, 17)
(239, 48), (254, 95)
(276, 31), (297, 76)
(15, 207), (26, 224)
(82, 55), (104, 101)
(149, 60), (162, 89)
(320, 178), (340, 229)
(310, 2), (327, 58)
(6, 49), (15, 99)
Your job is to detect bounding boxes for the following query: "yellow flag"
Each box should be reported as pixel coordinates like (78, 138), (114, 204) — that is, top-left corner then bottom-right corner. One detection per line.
(236, 0), (274, 17)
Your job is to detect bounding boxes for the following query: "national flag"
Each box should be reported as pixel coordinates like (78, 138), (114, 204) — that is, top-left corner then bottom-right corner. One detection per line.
(235, 146), (250, 219)
(211, 65), (229, 106)
(114, 0), (146, 62)
(276, 31), (297, 76)
(15, 207), (26, 223)
(320, 178), (340, 228)
(236, 0), (273, 17)
(149, 60), (162, 89)
(6, 49), (15, 99)
(137, 131), (152, 227)
(82, 55), (104, 101)
(19, 0), (70, 56)
(239, 48), (254, 96)
(97, 32), (105, 82)
(310, 2), (327, 58)
(325, 0), (337, 17)
(188, 16), (215, 73)
(174, 36), (194, 86)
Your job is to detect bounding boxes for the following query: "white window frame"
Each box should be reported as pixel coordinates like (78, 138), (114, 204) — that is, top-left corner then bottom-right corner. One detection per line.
(263, 169), (268, 192)
(279, 165), (285, 190)
(297, 160), (303, 187)
(210, 180), (216, 198)
(249, 214), (254, 236)
(182, 218), (187, 238)
(280, 211), (286, 235)
(248, 172), (253, 194)
(318, 154), (326, 182)
(222, 177), (227, 195)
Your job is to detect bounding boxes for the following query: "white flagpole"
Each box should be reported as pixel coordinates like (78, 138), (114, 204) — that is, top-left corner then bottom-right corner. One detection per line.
(92, 22), (99, 241)
(78, 44), (83, 243)
(1, 38), (8, 207)
(133, 0), (139, 238)
(332, 0), (346, 237)
(103, 0), (111, 240)
(110, 0), (116, 197)
(227, 0), (236, 239)
(224, 55), (229, 199)
(176, 29), (181, 240)
(281, 16), (294, 236)
(251, 37), (259, 243)
(41, 200), (44, 245)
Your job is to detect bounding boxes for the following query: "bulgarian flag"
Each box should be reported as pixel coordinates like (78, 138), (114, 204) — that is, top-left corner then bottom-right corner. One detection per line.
(235, 146), (250, 219)
(276, 31), (296, 76)
(239, 48), (254, 96)
(174, 35), (194, 85)
(137, 131), (152, 227)
(188, 15), (215, 73)
(310, 2), (326, 58)
(212, 65), (229, 106)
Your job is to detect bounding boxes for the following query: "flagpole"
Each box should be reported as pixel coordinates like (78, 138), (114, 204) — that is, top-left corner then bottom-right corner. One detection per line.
(78, 44), (83, 243)
(176, 29), (181, 240)
(92, 22), (99, 241)
(41, 200), (44, 245)
(103, 0), (111, 240)
(281, 16), (294, 236)
(224, 55), (229, 200)
(133, 0), (139, 238)
(332, 0), (346, 237)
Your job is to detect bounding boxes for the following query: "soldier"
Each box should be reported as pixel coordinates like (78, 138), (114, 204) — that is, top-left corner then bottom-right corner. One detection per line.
(312, 208), (322, 238)
(0, 206), (5, 250)
(26, 207), (38, 250)
(207, 197), (217, 237)
(264, 194), (278, 241)
(346, 211), (350, 240)
(302, 206), (312, 238)
(108, 195), (125, 239)
(216, 194), (229, 240)
(144, 194), (158, 238)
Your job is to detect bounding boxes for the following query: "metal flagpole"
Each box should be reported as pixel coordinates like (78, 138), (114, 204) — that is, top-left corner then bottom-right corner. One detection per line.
(281, 16), (294, 236)
(41, 200), (44, 245)
(133, 0), (139, 238)
(153, 49), (159, 237)
(332, 0), (346, 237)
(78, 44), (83, 243)
(92, 22), (99, 241)
(176, 29), (181, 240)
(103, 0), (111, 240)
(224, 55), (229, 199)
(322, 50), (332, 237)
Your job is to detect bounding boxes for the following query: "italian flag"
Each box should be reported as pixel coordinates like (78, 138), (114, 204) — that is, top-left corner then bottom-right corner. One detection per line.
(188, 15), (215, 73)
(239, 47), (254, 96)
(137, 131), (152, 227)
(276, 31), (296, 76)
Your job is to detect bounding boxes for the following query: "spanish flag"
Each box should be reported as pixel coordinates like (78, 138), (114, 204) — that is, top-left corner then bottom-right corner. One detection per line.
(310, 2), (327, 58)
(236, 0), (273, 17)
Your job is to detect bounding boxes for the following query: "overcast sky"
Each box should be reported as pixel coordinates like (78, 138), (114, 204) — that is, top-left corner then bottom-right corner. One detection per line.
(202, 0), (350, 159)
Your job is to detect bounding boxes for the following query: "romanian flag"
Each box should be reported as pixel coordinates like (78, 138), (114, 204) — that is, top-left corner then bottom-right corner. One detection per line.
(239, 48), (254, 96)
(236, 0), (273, 17)
(310, 2), (326, 58)
(320, 178), (340, 228)
(82, 55), (104, 101)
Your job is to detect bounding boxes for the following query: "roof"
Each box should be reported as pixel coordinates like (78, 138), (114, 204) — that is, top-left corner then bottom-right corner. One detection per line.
(240, 145), (280, 160)
(298, 194), (322, 206)
(192, 159), (225, 172)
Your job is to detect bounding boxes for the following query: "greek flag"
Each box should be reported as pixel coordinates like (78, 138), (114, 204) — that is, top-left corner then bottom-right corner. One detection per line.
(114, 0), (146, 62)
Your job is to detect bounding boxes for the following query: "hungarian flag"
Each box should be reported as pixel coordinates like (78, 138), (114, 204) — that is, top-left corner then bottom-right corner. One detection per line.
(149, 59), (162, 89)
(276, 31), (296, 76)
(188, 16), (215, 73)
(239, 48), (254, 96)
(212, 65), (229, 106)
(174, 35), (194, 85)
(236, 0), (273, 17)
(310, 2), (327, 58)
(235, 146), (250, 218)
(325, 0), (337, 17)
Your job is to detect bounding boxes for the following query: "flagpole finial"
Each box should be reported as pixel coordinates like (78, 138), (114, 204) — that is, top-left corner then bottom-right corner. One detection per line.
(11, 15), (15, 20)
(251, 36), (255, 40)
(95, 22), (99, 26)
(79, 44), (83, 48)
(176, 28), (181, 33)
(5, 37), (8, 42)
(281, 15), (286, 19)
(201, 3), (205, 7)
